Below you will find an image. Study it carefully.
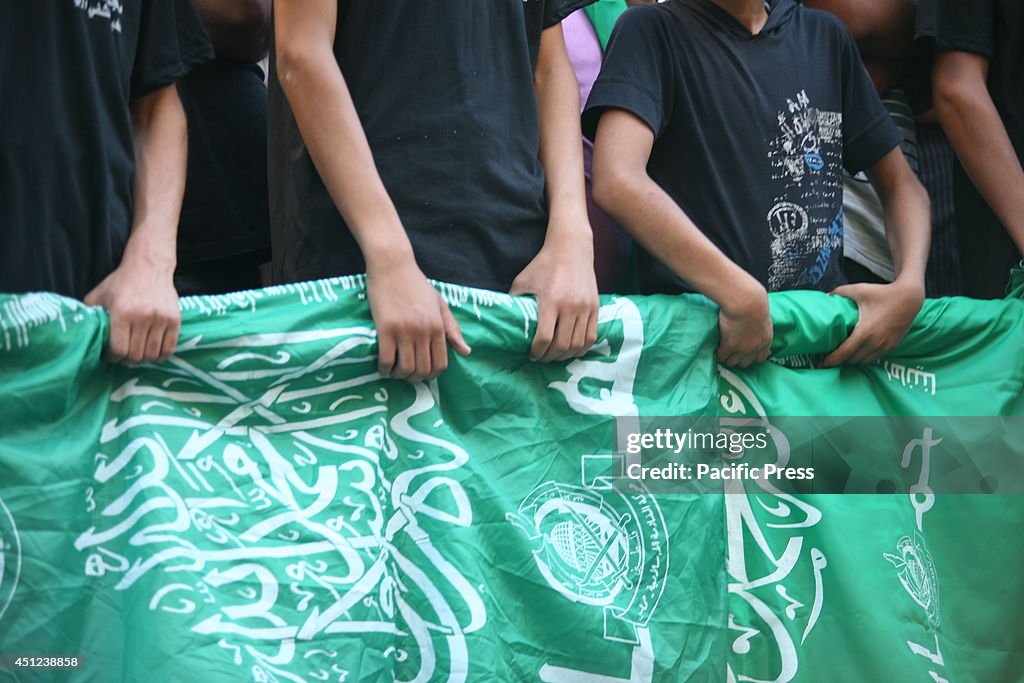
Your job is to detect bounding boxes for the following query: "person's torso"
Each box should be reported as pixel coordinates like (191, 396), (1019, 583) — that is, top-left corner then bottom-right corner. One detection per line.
(0, 1), (146, 297)
(641, 0), (851, 294)
(269, 0), (554, 292)
(178, 60), (271, 265)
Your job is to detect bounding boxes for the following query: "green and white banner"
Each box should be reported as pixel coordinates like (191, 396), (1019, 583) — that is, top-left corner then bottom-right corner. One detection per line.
(0, 275), (1022, 682)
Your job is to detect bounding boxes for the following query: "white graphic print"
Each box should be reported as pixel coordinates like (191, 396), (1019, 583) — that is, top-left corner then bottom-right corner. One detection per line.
(883, 428), (950, 682)
(75, 320), (486, 682)
(767, 90), (844, 290)
(0, 496), (22, 627)
(513, 299), (667, 683)
(0, 293), (98, 351)
(72, 286), (655, 682)
(883, 361), (938, 397)
(719, 367), (827, 683)
(73, 0), (123, 32)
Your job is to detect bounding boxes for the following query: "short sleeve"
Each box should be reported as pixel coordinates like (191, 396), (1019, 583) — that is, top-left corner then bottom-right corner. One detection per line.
(915, 0), (996, 59)
(582, 6), (675, 140)
(131, 0), (214, 100)
(544, 0), (600, 29)
(838, 27), (902, 174)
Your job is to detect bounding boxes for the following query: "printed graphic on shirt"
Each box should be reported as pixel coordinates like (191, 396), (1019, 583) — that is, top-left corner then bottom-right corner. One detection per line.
(73, 0), (123, 32)
(767, 90), (844, 290)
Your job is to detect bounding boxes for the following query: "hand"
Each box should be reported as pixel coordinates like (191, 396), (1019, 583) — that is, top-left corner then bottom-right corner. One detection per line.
(823, 279), (925, 367)
(84, 258), (180, 364)
(510, 235), (600, 362)
(366, 258), (470, 383)
(717, 278), (772, 368)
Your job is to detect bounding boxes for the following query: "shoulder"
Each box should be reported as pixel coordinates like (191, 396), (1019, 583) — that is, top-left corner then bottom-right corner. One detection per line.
(791, 3), (854, 40)
(787, 3), (858, 58)
(614, 1), (682, 37)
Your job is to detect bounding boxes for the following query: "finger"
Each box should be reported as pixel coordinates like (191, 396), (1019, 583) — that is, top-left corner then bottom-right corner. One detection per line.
(735, 352), (760, 369)
(847, 337), (891, 366)
(427, 331), (448, 381)
(126, 317), (151, 365)
(160, 318), (180, 360)
(143, 320), (166, 362)
(440, 300), (471, 356)
(716, 343), (733, 364)
(822, 328), (869, 368)
(542, 313), (576, 362)
(408, 335), (432, 384)
(552, 314), (584, 362)
(756, 345), (771, 364)
(377, 332), (397, 377)
(530, 305), (557, 361)
(508, 275), (532, 298)
(581, 310), (599, 357)
(720, 351), (744, 368)
(859, 344), (894, 366)
(829, 283), (867, 300)
(107, 313), (130, 363)
(565, 311), (591, 360)
(392, 337), (416, 380)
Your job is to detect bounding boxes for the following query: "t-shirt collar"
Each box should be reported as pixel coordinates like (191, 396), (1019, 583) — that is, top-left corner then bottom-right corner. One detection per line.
(685, 0), (797, 40)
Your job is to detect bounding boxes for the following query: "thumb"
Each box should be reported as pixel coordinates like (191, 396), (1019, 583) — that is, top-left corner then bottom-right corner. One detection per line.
(508, 272), (534, 297)
(83, 287), (101, 307)
(440, 301), (471, 356)
(829, 283), (863, 301)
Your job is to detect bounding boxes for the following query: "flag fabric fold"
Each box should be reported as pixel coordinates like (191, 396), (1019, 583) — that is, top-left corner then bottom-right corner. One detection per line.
(0, 276), (1021, 682)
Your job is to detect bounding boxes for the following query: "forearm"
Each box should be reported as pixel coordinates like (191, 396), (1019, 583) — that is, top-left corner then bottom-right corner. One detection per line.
(194, 0), (271, 61)
(935, 85), (1024, 253)
(594, 174), (761, 311)
(124, 85), (187, 273)
(534, 27), (590, 241)
(277, 48), (414, 268)
(881, 180), (931, 286)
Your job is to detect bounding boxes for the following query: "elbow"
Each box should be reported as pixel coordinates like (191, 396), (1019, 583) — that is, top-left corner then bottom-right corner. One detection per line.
(275, 45), (325, 94)
(932, 74), (980, 126)
(591, 167), (633, 217)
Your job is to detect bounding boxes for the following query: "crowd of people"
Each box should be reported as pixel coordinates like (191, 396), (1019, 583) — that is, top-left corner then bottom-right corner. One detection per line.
(1, 0), (1021, 380)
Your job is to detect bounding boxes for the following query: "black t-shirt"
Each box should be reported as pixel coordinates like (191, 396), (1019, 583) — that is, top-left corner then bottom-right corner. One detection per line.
(0, 1), (213, 299)
(268, 0), (594, 292)
(583, 0), (901, 295)
(917, 0), (1024, 159)
(177, 60), (271, 266)
(916, 0), (1024, 298)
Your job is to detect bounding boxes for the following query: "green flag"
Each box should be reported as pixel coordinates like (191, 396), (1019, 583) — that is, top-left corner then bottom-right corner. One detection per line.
(584, 0), (629, 52)
(0, 275), (1021, 682)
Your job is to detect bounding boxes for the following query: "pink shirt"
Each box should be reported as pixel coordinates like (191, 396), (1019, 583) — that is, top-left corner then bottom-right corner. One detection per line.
(562, 10), (603, 112)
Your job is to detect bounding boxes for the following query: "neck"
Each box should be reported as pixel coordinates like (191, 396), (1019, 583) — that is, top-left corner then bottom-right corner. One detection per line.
(712, 0), (769, 34)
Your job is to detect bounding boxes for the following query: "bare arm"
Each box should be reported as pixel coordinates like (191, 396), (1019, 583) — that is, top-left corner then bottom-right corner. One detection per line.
(932, 49), (1024, 254)
(824, 148), (929, 366)
(274, 0), (468, 382)
(871, 149), (931, 284)
(591, 109), (772, 367)
(193, 0), (271, 62)
(84, 84), (187, 363)
(511, 23), (599, 362)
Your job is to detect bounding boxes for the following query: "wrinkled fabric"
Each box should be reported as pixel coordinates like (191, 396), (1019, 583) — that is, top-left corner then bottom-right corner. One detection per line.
(0, 274), (1021, 682)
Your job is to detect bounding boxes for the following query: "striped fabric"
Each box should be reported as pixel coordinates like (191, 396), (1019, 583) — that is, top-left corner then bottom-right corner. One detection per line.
(843, 90), (918, 282)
